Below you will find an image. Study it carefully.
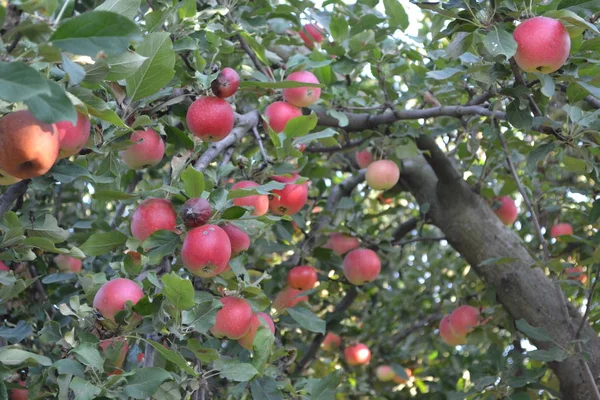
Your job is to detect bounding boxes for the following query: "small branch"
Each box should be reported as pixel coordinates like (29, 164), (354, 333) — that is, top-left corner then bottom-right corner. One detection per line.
(219, 146), (235, 166)
(179, 53), (195, 72)
(252, 126), (270, 164)
(0, 180), (30, 220)
(509, 58), (543, 117)
(305, 136), (371, 154)
(28, 265), (56, 318)
(575, 266), (600, 340)
(6, 33), (22, 54)
(392, 217), (419, 242)
(110, 172), (142, 229)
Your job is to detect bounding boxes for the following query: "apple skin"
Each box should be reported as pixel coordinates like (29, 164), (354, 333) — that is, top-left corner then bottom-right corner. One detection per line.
(221, 223), (250, 256)
(376, 365), (395, 382)
(493, 196), (518, 226)
(263, 101), (302, 133)
(324, 233), (360, 256)
(272, 285), (308, 310)
(131, 198), (177, 241)
(393, 368), (413, 384)
(210, 296), (254, 339)
(0, 110), (60, 179)
(287, 265), (318, 291)
(181, 224), (231, 277)
(180, 198), (212, 228)
(0, 168), (22, 186)
(513, 16), (571, 74)
(565, 266), (587, 284)
(232, 180), (269, 216)
(268, 173), (309, 216)
(211, 68), (241, 99)
(355, 150), (373, 169)
(343, 248), (381, 285)
(186, 96), (235, 142)
(93, 278), (144, 321)
(298, 24), (325, 49)
(237, 312), (276, 350)
(120, 128), (165, 170)
(450, 305), (480, 336)
(0, 261), (9, 272)
(550, 222), (573, 238)
(366, 160), (400, 190)
(54, 254), (82, 273)
(321, 332), (341, 351)
(56, 112), (91, 159)
(100, 337), (130, 375)
(439, 315), (466, 346)
(282, 71), (321, 108)
(344, 343), (371, 366)
(9, 380), (27, 400)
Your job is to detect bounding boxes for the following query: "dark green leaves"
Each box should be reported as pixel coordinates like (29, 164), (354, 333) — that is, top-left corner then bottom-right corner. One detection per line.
(0, 62), (52, 102)
(51, 11), (141, 57)
(0, 348), (52, 366)
(506, 100), (533, 131)
(181, 166), (205, 198)
(383, 0), (409, 31)
(309, 370), (343, 399)
(287, 306), (326, 334)
(161, 273), (195, 311)
(483, 27), (517, 59)
(124, 368), (172, 399)
(214, 359), (258, 382)
(80, 231), (127, 256)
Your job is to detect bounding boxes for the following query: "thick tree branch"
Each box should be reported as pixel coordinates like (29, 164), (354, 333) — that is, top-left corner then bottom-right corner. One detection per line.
(0, 180), (30, 220)
(391, 217), (419, 242)
(416, 135), (462, 184)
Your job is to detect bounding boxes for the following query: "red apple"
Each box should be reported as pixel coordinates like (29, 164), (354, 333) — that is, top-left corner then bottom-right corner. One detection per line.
(120, 128), (165, 170)
(0, 168), (21, 186)
(344, 343), (371, 366)
(321, 332), (341, 351)
(100, 337), (129, 375)
(263, 101), (302, 133)
(439, 315), (466, 346)
(513, 16), (571, 74)
(181, 224), (231, 277)
(355, 150), (373, 169)
(550, 222), (573, 238)
(298, 24), (325, 49)
(10, 380), (27, 400)
(450, 305), (480, 336)
(232, 180), (269, 216)
(137, 352), (145, 363)
(282, 71), (321, 108)
(324, 233), (360, 256)
(180, 198), (212, 228)
(366, 160), (400, 190)
(268, 173), (309, 215)
(566, 266), (587, 284)
(186, 96), (235, 142)
(130, 198), (177, 241)
(55, 112), (91, 159)
(393, 368), (413, 384)
(272, 285), (308, 310)
(378, 193), (394, 205)
(287, 265), (318, 291)
(237, 312), (276, 350)
(376, 365), (395, 382)
(493, 196), (518, 226)
(210, 296), (253, 339)
(343, 248), (381, 285)
(93, 278), (144, 321)
(221, 223), (250, 256)
(211, 67), (240, 99)
(54, 254), (82, 273)
(0, 261), (9, 272)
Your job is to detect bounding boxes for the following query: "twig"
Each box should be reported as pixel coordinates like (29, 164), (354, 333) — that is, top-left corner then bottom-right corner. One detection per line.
(376, 63), (391, 107)
(305, 136), (371, 154)
(219, 146), (235, 166)
(110, 172), (142, 229)
(575, 266), (600, 340)
(0, 180), (30, 220)
(391, 217), (419, 242)
(252, 126), (270, 164)
(509, 57), (543, 117)
(28, 265), (56, 318)
(6, 33), (22, 54)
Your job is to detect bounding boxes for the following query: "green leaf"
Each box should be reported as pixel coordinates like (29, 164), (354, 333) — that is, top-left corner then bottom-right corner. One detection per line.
(250, 376), (284, 400)
(181, 166), (205, 198)
(238, 32), (269, 66)
(96, 0), (141, 20)
(80, 231), (127, 256)
(528, 347), (569, 362)
(145, 339), (197, 376)
(186, 338), (219, 363)
(544, 9), (600, 35)
(252, 327), (274, 373)
(182, 298), (222, 333)
(24, 80), (77, 124)
(70, 377), (101, 400)
(69, 87), (127, 128)
(71, 343), (104, 371)
(515, 319), (553, 342)
(327, 110), (348, 127)
(576, 81), (600, 100)
(92, 190), (139, 201)
(54, 359), (85, 378)
(329, 15), (348, 42)
(161, 272), (195, 311)
(287, 306), (326, 334)
(26, 214), (69, 243)
(61, 53), (86, 86)
(222, 206), (247, 219)
(0, 321), (32, 344)
(590, 200), (600, 223)
(292, 128), (338, 146)
(50, 11), (141, 57)
(0, 62), (51, 102)
(214, 359), (258, 382)
(562, 155), (587, 173)
(240, 80), (325, 89)
(142, 230), (180, 265)
(51, 163), (115, 184)
(506, 100), (533, 131)
(0, 348), (52, 366)
(106, 51), (148, 81)
(383, 0), (409, 31)
(284, 114), (318, 138)
(426, 67), (464, 80)
(483, 27), (517, 59)
(227, 181), (285, 199)
(526, 142), (557, 173)
(124, 368), (172, 399)
(535, 73), (556, 98)
(309, 370), (343, 399)
(126, 32), (176, 101)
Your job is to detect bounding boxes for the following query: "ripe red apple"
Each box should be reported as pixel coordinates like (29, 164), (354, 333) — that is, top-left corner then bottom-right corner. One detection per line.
(130, 198), (177, 241)
(56, 112), (91, 158)
(378, 193), (394, 205)
(93, 278), (144, 321)
(287, 265), (318, 291)
(180, 198), (212, 228)
(221, 223), (250, 256)
(366, 160), (400, 190)
(355, 150), (373, 169)
(344, 343), (371, 366)
(0, 168), (21, 186)
(439, 315), (466, 346)
(237, 312), (275, 350)
(298, 24), (325, 49)
(282, 71), (321, 108)
(54, 254), (82, 273)
(393, 368), (413, 384)
(10, 380), (27, 400)
(120, 128), (165, 170)
(136, 352), (145, 363)
(0, 261), (9, 272)
(186, 96), (234, 142)
(376, 365), (395, 382)
(450, 305), (480, 336)
(181, 224), (231, 277)
(272, 285), (308, 310)
(566, 266), (587, 284)
(263, 101), (302, 133)
(211, 68), (240, 99)
(321, 332), (341, 351)
(513, 16), (571, 74)
(493, 196), (518, 225)
(232, 180), (269, 216)
(268, 173), (309, 215)
(550, 222), (573, 238)
(100, 337), (129, 375)
(324, 233), (360, 256)
(210, 296), (253, 339)
(343, 248), (381, 285)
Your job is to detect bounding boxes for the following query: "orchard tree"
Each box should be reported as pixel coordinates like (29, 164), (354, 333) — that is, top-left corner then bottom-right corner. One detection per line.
(1, 0), (600, 399)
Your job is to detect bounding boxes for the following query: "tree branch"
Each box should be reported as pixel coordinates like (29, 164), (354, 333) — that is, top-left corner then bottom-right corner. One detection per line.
(0, 180), (30, 220)
(110, 172), (143, 229)
(391, 217), (419, 242)
(305, 136), (371, 154)
(416, 135), (462, 184)
(575, 266), (600, 340)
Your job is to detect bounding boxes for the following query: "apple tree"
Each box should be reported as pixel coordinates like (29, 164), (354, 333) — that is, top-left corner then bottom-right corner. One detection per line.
(1, 0), (600, 399)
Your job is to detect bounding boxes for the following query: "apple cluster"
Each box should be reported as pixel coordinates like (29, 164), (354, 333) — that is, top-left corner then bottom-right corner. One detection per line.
(354, 149), (401, 191)
(375, 365), (413, 385)
(439, 305), (481, 346)
(320, 331), (372, 367)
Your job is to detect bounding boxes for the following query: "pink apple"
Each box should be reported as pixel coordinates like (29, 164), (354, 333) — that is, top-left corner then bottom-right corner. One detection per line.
(287, 265), (318, 291)
(120, 128), (165, 169)
(376, 365), (395, 382)
(130, 198), (177, 241)
(439, 315), (466, 346)
(565, 266), (587, 284)
(298, 24), (326, 49)
(282, 71), (321, 108)
(54, 254), (82, 273)
(0, 168), (21, 186)
(344, 343), (371, 366)
(237, 312), (276, 350)
(322, 332), (341, 351)
(550, 222), (573, 238)
(268, 173), (309, 215)
(263, 101), (302, 133)
(493, 196), (518, 226)
(355, 150), (373, 169)
(366, 160), (400, 190)
(221, 223), (250, 256)
(211, 67), (240, 99)
(343, 248), (381, 285)
(231, 180), (269, 216)
(55, 112), (91, 158)
(450, 305), (480, 336)
(272, 285), (308, 310)
(210, 296), (253, 339)
(181, 224), (231, 277)
(93, 278), (144, 321)
(0, 261), (9, 272)
(186, 96), (235, 142)
(324, 233), (360, 256)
